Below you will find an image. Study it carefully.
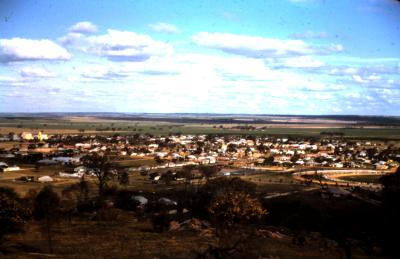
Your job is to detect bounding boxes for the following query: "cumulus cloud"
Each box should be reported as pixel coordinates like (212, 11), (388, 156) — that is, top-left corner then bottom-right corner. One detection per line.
(149, 22), (180, 34)
(192, 32), (343, 58)
(20, 67), (55, 78)
(59, 32), (86, 46)
(85, 29), (173, 61)
(0, 38), (71, 62)
(69, 21), (98, 34)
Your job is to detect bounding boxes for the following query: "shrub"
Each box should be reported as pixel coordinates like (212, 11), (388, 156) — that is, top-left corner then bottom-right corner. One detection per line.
(208, 191), (266, 229)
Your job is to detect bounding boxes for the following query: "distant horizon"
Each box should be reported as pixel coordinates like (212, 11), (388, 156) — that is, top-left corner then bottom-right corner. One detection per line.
(0, 112), (399, 118)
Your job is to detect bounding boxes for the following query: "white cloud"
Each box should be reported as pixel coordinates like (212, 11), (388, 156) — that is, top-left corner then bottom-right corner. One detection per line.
(69, 21), (98, 34)
(366, 74), (381, 81)
(0, 38), (71, 62)
(329, 67), (359, 75)
(59, 32), (86, 46)
(351, 73), (384, 85)
(192, 32), (314, 58)
(280, 56), (324, 68)
(20, 67), (55, 78)
(192, 32), (343, 58)
(149, 22), (180, 34)
(79, 64), (129, 80)
(302, 81), (327, 91)
(314, 93), (332, 100)
(85, 29), (174, 61)
(352, 74), (368, 84)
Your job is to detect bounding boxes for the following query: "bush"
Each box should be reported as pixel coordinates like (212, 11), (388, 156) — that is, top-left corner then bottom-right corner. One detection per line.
(208, 191), (266, 229)
(182, 177), (258, 221)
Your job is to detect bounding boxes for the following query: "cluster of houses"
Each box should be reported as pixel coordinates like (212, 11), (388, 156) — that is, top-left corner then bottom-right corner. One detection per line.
(0, 131), (49, 142)
(0, 132), (399, 174)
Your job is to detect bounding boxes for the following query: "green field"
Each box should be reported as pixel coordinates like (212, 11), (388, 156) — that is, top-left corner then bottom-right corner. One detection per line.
(1, 117), (400, 139)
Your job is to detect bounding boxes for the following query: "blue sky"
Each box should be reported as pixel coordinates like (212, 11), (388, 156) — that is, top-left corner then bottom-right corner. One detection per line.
(0, 0), (400, 115)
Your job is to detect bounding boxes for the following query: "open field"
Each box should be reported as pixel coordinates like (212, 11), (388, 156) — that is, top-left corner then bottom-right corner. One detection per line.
(338, 175), (383, 184)
(1, 115), (400, 139)
(0, 165), (310, 197)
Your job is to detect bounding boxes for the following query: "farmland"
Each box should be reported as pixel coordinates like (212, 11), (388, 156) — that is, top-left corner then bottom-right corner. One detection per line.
(1, 114), (400, 139)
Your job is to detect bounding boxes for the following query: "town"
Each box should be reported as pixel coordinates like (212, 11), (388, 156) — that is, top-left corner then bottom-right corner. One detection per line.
(1, 130), (399, 179)
(1, 123), (400, 258)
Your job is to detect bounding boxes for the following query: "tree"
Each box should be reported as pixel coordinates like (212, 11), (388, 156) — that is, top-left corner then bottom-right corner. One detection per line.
(290, 152), (301, 163)
(61, 176), (89, 206)
(33, 186), (60, 253)
(181, 165), (196, 183)
(209, 191), (266, 230)
(0, 187), (31, 240)
(314, 171), (326, 189)
(206, 187), (267, 258)
(263, 155), (275, 165)
(118, 171), (130, 187)
(162, 170), (174, 185)
(257, 143), (268, 153)
(227, 143), (237, 153)
(82, 153), (112, 197)
(154, 156), (163, 164)
(199, 165), (220, 182)
(188, 177), (257, 219)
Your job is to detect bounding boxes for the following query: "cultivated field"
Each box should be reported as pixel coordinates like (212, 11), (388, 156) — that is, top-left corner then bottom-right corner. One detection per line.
(1, 115), (400, 139)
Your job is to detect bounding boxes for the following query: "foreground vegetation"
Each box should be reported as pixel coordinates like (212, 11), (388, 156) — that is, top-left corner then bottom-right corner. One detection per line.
(1, 165), (400, 258)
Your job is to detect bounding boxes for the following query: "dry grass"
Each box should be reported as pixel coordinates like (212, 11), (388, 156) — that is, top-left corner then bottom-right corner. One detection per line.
(3, 213), (214, 258)
(0, 211), (379, 258)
